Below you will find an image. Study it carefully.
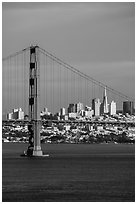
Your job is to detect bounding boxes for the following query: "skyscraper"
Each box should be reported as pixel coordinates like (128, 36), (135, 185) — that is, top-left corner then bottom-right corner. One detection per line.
(60, 107), (66, 116)
(92, 98), (101, 116)
(123, 101), (134, 115)
(101, 87), (109, 114)
(75, 102), (84, 113)
(67, 104), (75, 113)
(109, 101), (116, 115)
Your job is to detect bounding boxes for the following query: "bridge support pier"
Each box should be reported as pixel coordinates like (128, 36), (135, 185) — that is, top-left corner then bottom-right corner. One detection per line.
(33, 120), (43, 156)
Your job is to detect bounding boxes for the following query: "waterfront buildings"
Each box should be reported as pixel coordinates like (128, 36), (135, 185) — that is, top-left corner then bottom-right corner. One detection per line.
(7, 108), (24, 120)
(6, 88), (134, 122)
(92, 98), (101, 116)
(68, 112), (77, 119)
(60, 108), (66, 116)
(84, 110), (93, 118)
(75, 102), (84, 113)
(109, 101), (116, 115)
(40, 107), (51, 116)
(68, 104), (75, 113)
(123, 101), (134, 115)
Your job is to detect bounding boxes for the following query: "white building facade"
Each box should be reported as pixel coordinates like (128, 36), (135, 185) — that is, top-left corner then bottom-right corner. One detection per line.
(109, 101), (116, 115)
(7, 108), (24, 120)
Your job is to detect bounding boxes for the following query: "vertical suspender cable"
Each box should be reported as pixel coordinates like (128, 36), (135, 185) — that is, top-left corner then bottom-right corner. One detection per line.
(24, 50), (26, 115)
(59, 63), (60, 113)
(8, 57), (10, 112)
(17, 55), (20, 108)
(21, 52), (23, 112)
(73, 72), (75, 105)
(77, 73), (79, 103)
(84, 78), (86, 107)
(50, 57), (52, 112)
(43, 53), (46, 110)
(57, 62), (59, 112)
(71, 70), (73, 104)
(66, 66), (68, 107)
(46, 54), (48, 110)
(53, 59), (54, 114)
(7, 59), (9, 113)
(37, 47), (41, 115)
(14, 55), (16, 110)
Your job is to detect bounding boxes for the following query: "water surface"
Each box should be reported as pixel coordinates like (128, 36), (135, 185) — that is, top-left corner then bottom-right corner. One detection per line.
(2, 143), (135, 202)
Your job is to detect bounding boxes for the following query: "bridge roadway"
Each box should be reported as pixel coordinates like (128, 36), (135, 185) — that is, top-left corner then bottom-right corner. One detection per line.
(2, 119), (135, 126)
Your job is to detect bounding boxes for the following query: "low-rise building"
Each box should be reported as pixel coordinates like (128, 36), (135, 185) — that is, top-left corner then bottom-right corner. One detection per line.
(7, 108), (24, 120)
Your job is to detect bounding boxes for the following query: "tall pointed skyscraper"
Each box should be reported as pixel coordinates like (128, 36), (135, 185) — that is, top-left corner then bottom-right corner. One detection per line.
(102, 87), (109, 114)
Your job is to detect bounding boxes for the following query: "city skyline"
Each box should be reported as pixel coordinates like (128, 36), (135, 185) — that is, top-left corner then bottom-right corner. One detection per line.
(3, 71), (134, 118)
(6, 89), (134, 120)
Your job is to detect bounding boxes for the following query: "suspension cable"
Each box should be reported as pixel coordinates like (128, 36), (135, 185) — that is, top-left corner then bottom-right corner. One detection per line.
(3, 45), (134, 103)
(39, 47), (134, 102)
(2, 46), (30, 62)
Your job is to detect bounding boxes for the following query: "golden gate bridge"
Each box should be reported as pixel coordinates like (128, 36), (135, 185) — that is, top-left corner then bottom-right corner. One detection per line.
(2, 45), (134, 156)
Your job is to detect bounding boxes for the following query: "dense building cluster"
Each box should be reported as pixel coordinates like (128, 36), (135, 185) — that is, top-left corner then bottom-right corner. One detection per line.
(4, 87), (135, 144)
(6, 87), (134, 121)
(40, 88), (134, 121)
(7, 108), (24, 120)
(2, 114), (135, 144)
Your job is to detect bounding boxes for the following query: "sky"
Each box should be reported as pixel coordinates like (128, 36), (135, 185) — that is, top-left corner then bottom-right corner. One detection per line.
(2, 2), (135, 113)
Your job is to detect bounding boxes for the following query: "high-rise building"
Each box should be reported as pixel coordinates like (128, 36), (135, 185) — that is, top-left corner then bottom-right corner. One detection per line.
(68, 104), (75, 113)
(43, 107), (48, 113)
(75, 102), (84, 113)
(60, 107), (66, 116)
(17, 108), (24, 120)
(109, 101), (116, 115)
(92, 98), (101, 116)
(123, 101), (134, 115)
(7, 112), (13, 120)
(101, 87), (109, 114)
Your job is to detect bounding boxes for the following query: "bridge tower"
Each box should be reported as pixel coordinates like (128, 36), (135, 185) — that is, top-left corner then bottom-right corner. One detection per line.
(28, 45), (43, 156)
